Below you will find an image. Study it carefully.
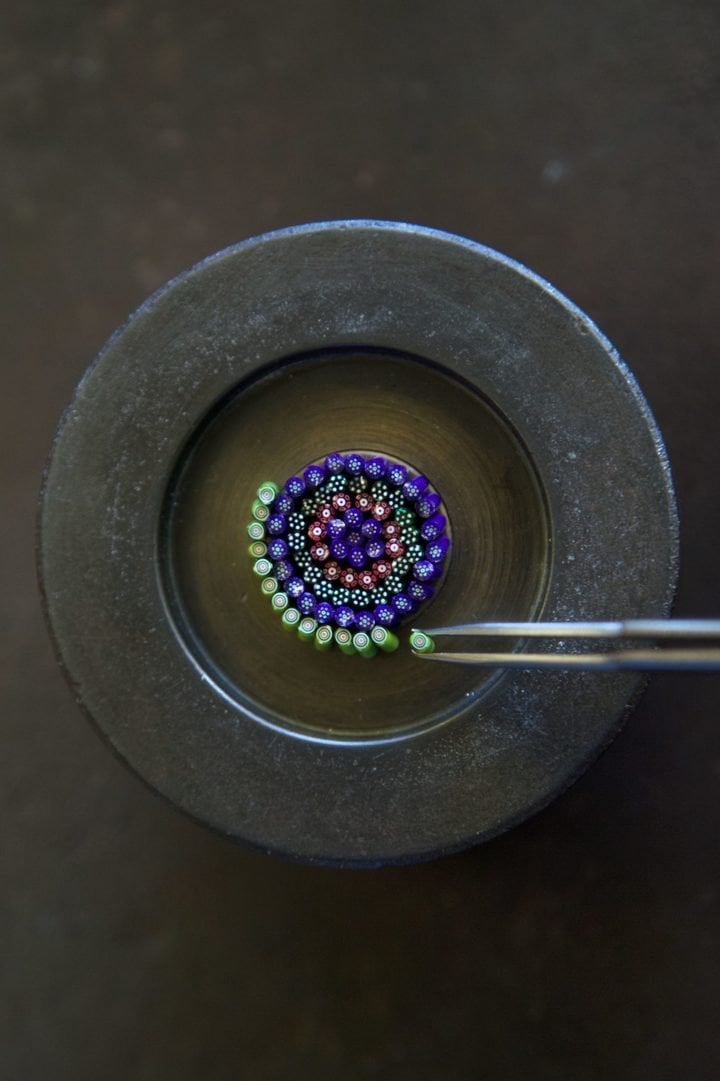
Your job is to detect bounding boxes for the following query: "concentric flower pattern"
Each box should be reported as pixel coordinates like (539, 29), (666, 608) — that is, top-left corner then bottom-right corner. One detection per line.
(247, 452), (450, 655)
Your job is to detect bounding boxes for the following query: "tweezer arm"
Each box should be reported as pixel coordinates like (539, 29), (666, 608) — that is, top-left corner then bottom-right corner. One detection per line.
(421, 620), (720, 639)
(415, 649), (720, 671)
(414, 620), (720, 671)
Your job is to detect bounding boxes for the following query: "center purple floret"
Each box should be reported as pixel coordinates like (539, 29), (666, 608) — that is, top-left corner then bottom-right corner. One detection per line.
(263, 452), (450, 632)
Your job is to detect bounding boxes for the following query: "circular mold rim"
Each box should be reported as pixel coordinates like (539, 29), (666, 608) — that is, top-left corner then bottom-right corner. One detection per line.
(158, 347), (554, 744)
(38, 220), (679, 866)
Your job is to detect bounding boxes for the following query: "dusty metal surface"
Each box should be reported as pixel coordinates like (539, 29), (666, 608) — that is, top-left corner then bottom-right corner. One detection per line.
(40, 222), (678, 864)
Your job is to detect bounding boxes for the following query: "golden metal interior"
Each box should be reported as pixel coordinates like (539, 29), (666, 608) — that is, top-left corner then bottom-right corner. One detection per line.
(163, 350), (551, 741)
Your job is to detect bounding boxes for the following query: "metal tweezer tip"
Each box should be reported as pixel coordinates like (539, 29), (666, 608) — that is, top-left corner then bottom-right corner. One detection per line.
(410, 620), (720, 671)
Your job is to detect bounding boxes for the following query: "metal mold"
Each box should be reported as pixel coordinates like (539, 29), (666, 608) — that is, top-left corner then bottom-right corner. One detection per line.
(39, 221), (678, 865)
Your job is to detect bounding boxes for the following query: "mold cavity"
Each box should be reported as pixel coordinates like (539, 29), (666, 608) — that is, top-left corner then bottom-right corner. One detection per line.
(160, 348), (551, 742)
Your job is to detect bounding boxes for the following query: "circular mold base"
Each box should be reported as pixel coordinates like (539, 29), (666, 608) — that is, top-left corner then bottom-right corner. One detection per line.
(39, 221), (678, 865)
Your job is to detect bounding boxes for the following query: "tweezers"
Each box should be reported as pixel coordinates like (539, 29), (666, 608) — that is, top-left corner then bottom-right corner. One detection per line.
(411, 620), (720, 671)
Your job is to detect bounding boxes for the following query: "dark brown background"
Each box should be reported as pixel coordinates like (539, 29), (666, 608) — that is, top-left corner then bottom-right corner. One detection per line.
(3, 2), (719, 1078)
